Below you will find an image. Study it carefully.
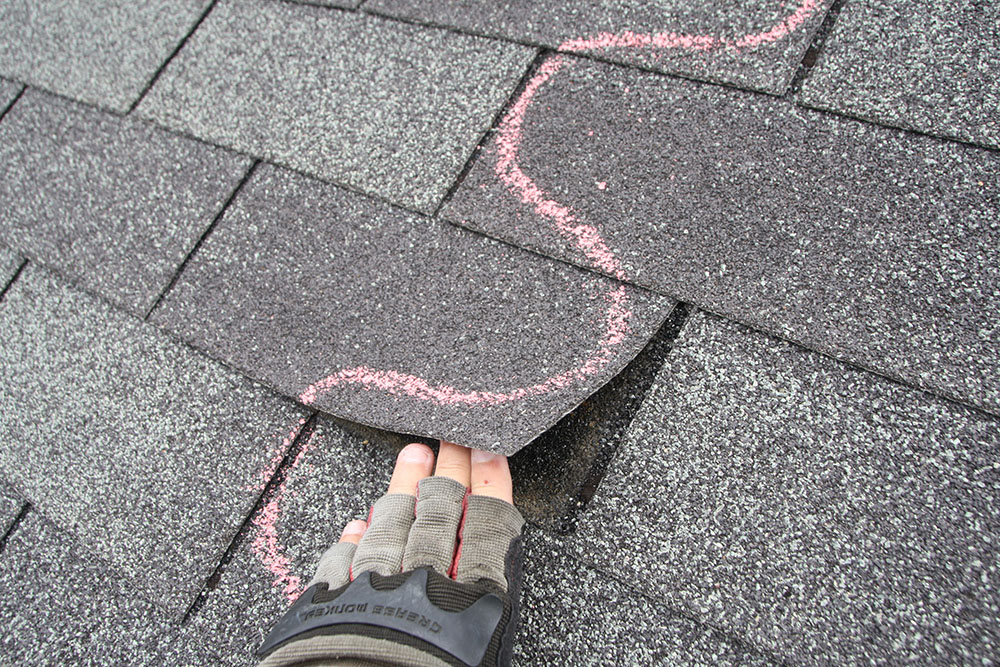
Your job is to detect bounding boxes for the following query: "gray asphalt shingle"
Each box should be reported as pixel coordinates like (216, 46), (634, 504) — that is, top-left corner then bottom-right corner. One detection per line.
(516, 530), (770, 666)
(0, 511), (220, 665)
(799, 0), (1000, 150)
(137, 0), (535, 213)
(0, 264), (309, 616)
(151, 164), (672, 454)
(570, 310), (1000, 663)
(0, 89), (251, 315)
(0, 0), (211, 112)
(189, 416), (399, 664)
(442, 54), (1000, 415)
(366, 0), (832, 94)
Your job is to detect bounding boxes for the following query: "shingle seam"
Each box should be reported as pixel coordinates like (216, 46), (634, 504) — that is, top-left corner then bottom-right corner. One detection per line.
(553, 302), (691, 535)
(181, 412), (319, 625)
(0, 83), (25, 123)
(362, 4), (808, 100)
(0, 258), (27, 304)
(144, 159), (261, 320)
(0, 503), (29, 556)
(127, 0), (222, 114)
(432, 48), (547, 218)
(785, 0), (850, 96)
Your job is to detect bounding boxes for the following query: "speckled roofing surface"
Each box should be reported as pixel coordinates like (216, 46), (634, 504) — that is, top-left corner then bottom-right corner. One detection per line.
(0, 0), (997, 664)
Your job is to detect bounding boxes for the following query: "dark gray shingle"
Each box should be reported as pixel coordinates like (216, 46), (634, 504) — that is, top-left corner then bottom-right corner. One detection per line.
(366, 0), (833, 94)
(0, 512), (221, 665)
(0, 89), (251, 315)
(800, 0), (1000, 149)
(137, 0), (536, 213)
(0, 0), (211, 111)
(442, 55), (1000, 415)
(0, 264), (309, 615)
(151, 164), (672, 453)
(570, 311), (1000, 663)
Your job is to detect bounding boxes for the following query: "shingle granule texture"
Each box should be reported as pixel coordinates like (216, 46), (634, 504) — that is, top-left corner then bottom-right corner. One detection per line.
(799, 0), (1000, 150)
(516, 530), (770, 666)
(366, 0), (832, 94)
(0, 246), (22, 290)
(0, 0), (211, 112)
(570, 311), (1000, 663)
(0, 89), (251, 315)
(442, 55), (1000, 415)
(137, 0), (536, 213)
(0, 265), (308, 616)
(0, 484), (23, 536)
(0, 512), (222, 665)
(151, 164), (673, 454)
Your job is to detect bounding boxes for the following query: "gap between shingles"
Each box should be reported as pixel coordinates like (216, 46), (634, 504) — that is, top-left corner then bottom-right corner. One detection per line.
(144, 160), (260, 320)
(0, 84), (26, 124)
(552, 302), (691, 535)
(786, 0), (850, 96)
(432, 49), (551, 218)
(127, 0), (221, 115)
(181, 412), (319, 626)
(0, 259), (28, 305)
(0, 503), (31, 556)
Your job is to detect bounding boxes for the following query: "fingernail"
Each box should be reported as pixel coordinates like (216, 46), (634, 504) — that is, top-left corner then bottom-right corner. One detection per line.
(470, 449), (501, 464)
(343, 519), (366, 535)
(399, 443), (431, 462)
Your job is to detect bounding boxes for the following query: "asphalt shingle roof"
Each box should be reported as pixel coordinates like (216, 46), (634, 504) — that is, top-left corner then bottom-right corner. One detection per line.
(366, 0), (834, 94)
(0, 0), (212, 112)
(0, 89), (251, 315)
(136, 0), (536, 212)
(0, 0), (997, 664)
(441, 53), (1000, 415)
(800, 0), (1000, 150)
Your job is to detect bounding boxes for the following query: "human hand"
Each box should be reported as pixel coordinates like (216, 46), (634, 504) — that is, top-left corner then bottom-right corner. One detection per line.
(257, 441), (525, 667)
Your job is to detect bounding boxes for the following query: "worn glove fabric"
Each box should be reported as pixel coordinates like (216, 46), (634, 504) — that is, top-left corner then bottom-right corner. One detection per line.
(258, 476), (525, 667)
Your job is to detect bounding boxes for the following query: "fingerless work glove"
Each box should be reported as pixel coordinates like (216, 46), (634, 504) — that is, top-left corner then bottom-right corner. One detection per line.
(257, 476), (526, 667)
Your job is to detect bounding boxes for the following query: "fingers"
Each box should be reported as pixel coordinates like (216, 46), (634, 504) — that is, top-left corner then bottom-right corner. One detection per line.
(353, 443), (430, 576)
(311, 519), (367, 589)
(434, 440), (471, 487)
(469, 449), (513, 503)
(386, 443), (434, 495)
(454, 495), (524, 591)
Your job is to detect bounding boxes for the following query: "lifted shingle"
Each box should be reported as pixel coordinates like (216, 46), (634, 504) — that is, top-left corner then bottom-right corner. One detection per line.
(367, 0), (833, 94)
(0, 89), (251, 316)
(800, 0), (1000, 150)
(570, 311), (1000, 663)
(137, 0), (536, 213)
(151, 164), (672, 453)
(0, 0), (212, 112)
(442, 55), (1000, 415)
(0, 265), (309, 616)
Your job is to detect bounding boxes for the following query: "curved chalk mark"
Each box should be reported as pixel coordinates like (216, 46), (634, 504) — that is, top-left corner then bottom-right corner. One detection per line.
(255, 1), (823, 603)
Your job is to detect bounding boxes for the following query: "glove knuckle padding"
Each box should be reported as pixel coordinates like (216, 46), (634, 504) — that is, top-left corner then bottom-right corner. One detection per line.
(455, 496), (525, 591)
(402, 476), (467, 575)
(352, 493), (416, 577)
(310, 542), (356, 590)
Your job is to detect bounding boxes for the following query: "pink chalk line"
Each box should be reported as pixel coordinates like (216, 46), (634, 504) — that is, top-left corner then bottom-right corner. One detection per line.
(252, 0), (822, 603)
